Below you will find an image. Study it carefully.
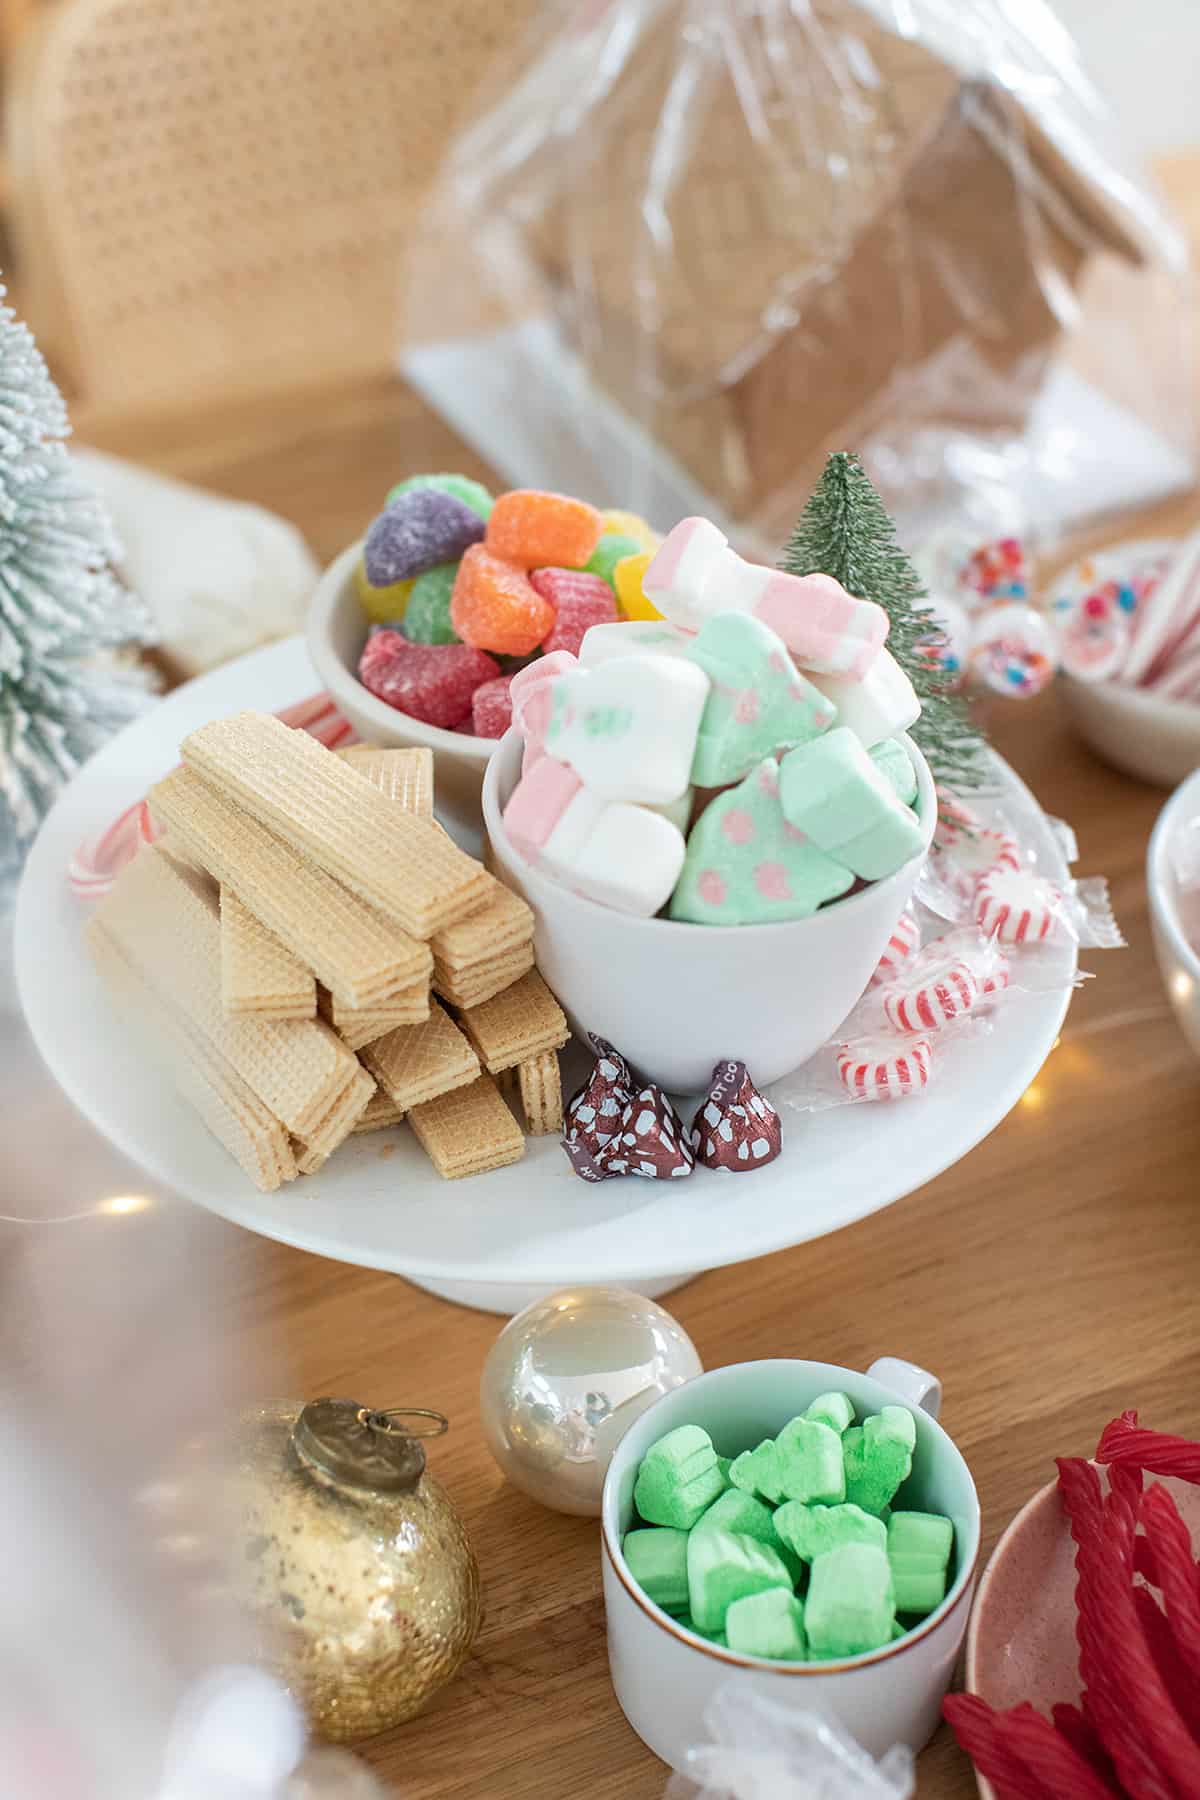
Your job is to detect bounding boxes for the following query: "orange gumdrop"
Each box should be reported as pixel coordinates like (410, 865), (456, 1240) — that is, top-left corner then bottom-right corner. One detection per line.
(450, 545), (556, 656)
(485, 490), (602, 570)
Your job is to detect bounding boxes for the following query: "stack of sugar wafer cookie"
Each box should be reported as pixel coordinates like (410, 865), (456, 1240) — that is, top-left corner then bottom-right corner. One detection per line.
(87, 711), (570, 1190)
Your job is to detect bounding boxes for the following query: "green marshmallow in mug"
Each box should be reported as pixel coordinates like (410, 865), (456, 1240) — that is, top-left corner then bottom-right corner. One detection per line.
(805, 1391), (856, 1434)
(695, 1487), (803, 1581)
(633, 1424), (728, 1529)
(779, 727), (926, 881)
(686, 612), (837, 788)
(774, 1416), (846, 1504)
(843, 1406), (917, 1516)
(869, 737), (919, 807)
(669, 757), (854, 926)
(887, 1510), (954, 1614)
(728, 1437), (785, 1504)
(805, 1542), (897, 1658)
(725, 1586), (808, 1661)
(686, 1528), (794, 1634)
(622, 1528), (691, 1614)
(773, 1500), (887, 1563)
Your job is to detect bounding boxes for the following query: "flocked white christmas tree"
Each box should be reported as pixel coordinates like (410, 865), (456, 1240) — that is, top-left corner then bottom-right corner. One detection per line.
(0, 285), (154, 915)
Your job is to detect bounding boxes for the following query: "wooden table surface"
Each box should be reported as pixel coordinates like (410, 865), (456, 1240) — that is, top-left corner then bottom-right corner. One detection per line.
(65, 176), (1200, 1794)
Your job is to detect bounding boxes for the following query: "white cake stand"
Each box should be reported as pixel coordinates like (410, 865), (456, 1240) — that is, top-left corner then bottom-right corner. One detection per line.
(15, 638), (1074, 1313)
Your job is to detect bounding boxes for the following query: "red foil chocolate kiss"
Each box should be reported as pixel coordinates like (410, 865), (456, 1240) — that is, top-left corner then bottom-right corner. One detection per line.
(689, 1060), (782, 1172)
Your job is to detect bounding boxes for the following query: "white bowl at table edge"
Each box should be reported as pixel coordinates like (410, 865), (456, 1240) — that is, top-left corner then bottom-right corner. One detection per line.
(306, 538), (495, 767)
(1147, 765), (1200, 1056)
(483, 728), (936, 1091)
(1060, 672), (1200, 789)
(600, 1357), (979, 1770)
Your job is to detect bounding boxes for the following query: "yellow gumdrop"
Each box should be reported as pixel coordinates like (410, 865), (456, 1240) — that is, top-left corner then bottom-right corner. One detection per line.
(613, 551), (663, 621)
(354, 556), (413, 624)
(602, 509), (662, 554)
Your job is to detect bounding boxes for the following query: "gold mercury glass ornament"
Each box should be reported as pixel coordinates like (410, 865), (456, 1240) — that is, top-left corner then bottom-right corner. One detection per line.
(231, 1399), (482, 1743)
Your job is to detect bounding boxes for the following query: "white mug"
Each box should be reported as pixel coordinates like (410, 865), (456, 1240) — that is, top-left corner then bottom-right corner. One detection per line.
(600, 1356), (979, 1770)
(482, 731), (936, 1091)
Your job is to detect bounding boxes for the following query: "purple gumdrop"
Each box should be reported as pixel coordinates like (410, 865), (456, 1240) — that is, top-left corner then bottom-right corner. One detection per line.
(364, 490), (485, 585)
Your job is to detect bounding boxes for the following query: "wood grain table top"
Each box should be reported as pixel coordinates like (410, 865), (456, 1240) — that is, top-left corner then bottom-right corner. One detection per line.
(49, 157), (1200, 1797)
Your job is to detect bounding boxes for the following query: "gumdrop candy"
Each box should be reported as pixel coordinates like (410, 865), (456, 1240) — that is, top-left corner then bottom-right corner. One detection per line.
(586, 532), (643, 588)
(470, 673), (515, 739)
(601, 509), (661, 553)
(402, 562), (460, 644)
(530, 567), (618, 656)
(669, 756), (854, 926)
(687, 612), (837, 787)
(386, 472), (494, 520)
(357, 628), (498, 729)
(364, 489), (485, 586)
(614, 551), (665, 622)
(451, 545), (556, 655)
(354, 556), (413, 625)
(689, 1059), (782, 1172)
(486, 490), (602, 570)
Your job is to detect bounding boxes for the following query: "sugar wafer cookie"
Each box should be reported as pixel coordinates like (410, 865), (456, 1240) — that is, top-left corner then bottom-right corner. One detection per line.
(517, 1051), (563, 1135)
(294, 1064), (377, 1173)
(458, 970), (570, 1074)
(182, 713), (489, 936)
(409, 1074), (525, 1180)
(151, 767), (431, 1009)
(220, 889), (316, 1019)
(319, 982), (432, 1050)
(336, 744), (434, 817)
(87, 919), (297, 1192)
(432, 941), (535, 1010)
(360, 1005), (480, 1112)
(96, 847), (355, 1139)
(351, 1089), (406, 1134)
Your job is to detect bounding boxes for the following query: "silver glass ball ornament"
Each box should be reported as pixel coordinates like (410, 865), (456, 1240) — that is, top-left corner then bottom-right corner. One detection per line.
(480, 1287), (703, 1515)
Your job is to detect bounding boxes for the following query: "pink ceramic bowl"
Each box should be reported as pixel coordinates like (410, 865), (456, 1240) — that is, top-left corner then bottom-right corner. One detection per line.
(965, 1467), (1200, 1799)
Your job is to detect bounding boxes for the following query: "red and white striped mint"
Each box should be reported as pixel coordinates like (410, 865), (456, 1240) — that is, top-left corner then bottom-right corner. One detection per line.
(930, 827), (1021, 904)
(975, 869), (1061, 944)
(882, 945), (981, 1033)
(837, 1035), (933, 1102)
(933, 790), (982, 852)
(871, 907), (921, 985)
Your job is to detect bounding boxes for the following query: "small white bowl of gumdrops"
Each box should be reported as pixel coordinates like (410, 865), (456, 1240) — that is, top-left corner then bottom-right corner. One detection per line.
(484, 517), (935, 1092)
(600, 1356), (980, 1772)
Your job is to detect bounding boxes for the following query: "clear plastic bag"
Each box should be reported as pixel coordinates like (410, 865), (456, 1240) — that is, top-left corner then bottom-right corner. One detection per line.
(665, 1686), (914, 1799)
(402, 0), (1193, 557)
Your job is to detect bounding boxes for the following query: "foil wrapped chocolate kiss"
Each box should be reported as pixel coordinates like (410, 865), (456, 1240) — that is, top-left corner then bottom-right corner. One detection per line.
(563, 1036), (693, 1181)
(689, 1059), (782, 1171)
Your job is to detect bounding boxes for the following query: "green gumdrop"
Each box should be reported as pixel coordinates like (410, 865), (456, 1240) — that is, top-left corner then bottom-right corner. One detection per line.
(774, 1417), (846, 1505)
(622, 1527), (690, 1613)
(805, 1391), (855, 1434)
(402, 562), (461, 644)
(725, 1586), (808, 1661)
(669, 757), (854, 926)
(634, 1424), (727, 1529)
(386, 472), (494, 519)
(686, 612), (837, 788)
(686, 1528), (793, 1634)
(774, 1501), (886, 1566)
(585, 532), (642, 588)
(842, 1408), (916, 1517)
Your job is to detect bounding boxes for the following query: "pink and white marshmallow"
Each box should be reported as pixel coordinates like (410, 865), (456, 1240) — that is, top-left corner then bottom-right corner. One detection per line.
(509, 651), (577, 773)
(807, 651), (920, 749)
(502, 755), (686, 917)
(643, 517), (888, 680)
(542, 653), (709, 805)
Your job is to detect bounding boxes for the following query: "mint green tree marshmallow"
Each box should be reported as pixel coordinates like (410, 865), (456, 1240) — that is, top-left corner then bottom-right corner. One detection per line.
(773, 1501), (887, 1563)
(634, 1424), (727, 1528)
(725, 1587), (808, 1660)
(805, 1542), (896, 1658)
(843, 1407), (917, 1515)
(686, 1528), (793, 1634)
(686, 612), (837, 786)
(622, 1528), (690, 1613)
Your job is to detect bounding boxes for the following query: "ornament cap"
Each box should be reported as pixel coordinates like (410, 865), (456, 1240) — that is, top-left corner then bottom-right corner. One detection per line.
(289, 1398), (448, 1493)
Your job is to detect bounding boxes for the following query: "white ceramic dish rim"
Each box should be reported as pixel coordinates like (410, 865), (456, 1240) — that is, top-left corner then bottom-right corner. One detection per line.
(306, 538), (496, 765)
(482, 728), (937, 943)
(1060, 669), (1200, 730)
(13, 637), (1075, 1287)
(600, 1358), (980, 1676)
(1147, 765), (1200, 984)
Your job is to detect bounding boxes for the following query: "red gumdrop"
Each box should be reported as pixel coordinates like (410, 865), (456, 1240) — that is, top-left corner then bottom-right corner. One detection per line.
(530, 567), (618, 656)
(471, 673), (516, 739)
(358, 629), (498, 730)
